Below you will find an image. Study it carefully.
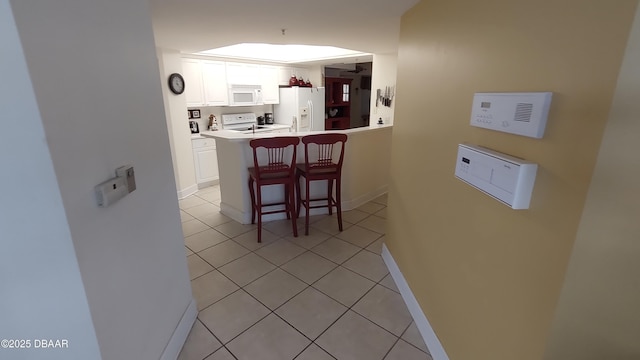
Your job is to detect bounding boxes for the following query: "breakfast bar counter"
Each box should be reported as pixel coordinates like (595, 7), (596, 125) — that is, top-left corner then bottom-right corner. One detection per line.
(200, 124), (392, 224)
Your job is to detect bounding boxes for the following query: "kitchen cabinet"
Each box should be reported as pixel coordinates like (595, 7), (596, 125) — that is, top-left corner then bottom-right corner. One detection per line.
(226, 62), (261, 85)
(260, 65), (280, 104)
(192, 138), (219, 187)
(325, 77), (352, 130)
(201, 60), (229, 106)
(182, 59), (229, 107)
(182, 59), (205, 107)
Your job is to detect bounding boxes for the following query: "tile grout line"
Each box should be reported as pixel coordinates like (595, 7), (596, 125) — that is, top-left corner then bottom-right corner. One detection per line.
(183, 190), (395, 359)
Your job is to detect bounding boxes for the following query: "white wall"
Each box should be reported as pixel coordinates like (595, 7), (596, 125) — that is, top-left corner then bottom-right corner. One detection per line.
(8, 0), (194, 359)
(158, 49), (199, 198)
(370, 53), (398, 124)
(0, 2), (101, 358)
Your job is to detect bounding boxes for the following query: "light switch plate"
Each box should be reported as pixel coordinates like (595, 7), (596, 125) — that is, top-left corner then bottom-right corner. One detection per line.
(116, 165), (136, 192)
(95, 176), (128, 207)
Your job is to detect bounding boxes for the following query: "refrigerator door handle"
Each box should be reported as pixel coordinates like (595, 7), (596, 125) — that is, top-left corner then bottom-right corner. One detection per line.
(308, 100), (313, 131)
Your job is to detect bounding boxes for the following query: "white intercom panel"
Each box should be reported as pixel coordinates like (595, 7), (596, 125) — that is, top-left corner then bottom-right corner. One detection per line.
(455, 144), (537, 209)
(470, 92), (552, 138)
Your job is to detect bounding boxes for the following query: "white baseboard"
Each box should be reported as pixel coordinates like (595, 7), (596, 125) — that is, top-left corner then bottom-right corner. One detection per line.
(197, 179), (219, 189)
(220, 187), (387, 225)
(219, 201), (247, 224)
(342, 185), (388, 211)
(159, 298), (197, 360)
(177, 184), (199, 200)
(381, 244), (449, 360)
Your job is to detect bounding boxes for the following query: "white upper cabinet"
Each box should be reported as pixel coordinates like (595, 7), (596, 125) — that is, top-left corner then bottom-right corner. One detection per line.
(182, 59), (205, 107)
(260, 65), (280, 104)
(201, 60), (228, 106)
(182, 58), (304, 107)
(226, 62), (261, 85)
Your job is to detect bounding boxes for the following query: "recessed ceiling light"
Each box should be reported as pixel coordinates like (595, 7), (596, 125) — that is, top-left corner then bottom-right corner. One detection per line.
(195, 43), (369, 64)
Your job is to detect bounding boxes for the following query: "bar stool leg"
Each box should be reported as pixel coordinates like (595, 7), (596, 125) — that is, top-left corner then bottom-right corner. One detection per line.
(284, 184), (291, 219)
(295, 172), (302, 218)
(256, 185), (263, 243)
(305, 176), (311, 235)
(327, 179), (334, 215)
(289, 182), (298, 237)
(336, 178), (343, 232)
(248, 177), (256, 224)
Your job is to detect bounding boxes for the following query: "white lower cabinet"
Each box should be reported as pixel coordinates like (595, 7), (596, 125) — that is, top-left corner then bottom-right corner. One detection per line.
(192, 138), (219, 187)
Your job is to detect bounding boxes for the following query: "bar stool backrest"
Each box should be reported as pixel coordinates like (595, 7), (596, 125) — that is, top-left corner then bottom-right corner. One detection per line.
(249, 137), (300, 179)
(301, 133), (348, 175)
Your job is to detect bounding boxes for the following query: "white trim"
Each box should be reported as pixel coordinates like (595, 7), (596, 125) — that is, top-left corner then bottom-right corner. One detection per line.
(177, 184), (199, 200)
(197, 179), (219, 189)
(159, 298), (197, 360)
(220, 201), (247, 224)
(342, 185), (388, 210)
(381, 244), (449, 360)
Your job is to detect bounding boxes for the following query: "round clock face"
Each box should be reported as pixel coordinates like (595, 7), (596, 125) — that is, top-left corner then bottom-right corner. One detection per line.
(168, 73), (185, 95)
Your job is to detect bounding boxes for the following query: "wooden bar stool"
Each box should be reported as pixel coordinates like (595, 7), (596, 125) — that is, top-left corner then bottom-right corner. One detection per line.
(248, 137), (300, 243)
(296, 133), (348, 235)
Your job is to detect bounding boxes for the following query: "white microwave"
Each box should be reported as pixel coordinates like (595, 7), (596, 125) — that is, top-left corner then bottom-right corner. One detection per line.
(228, 84), (263, 106)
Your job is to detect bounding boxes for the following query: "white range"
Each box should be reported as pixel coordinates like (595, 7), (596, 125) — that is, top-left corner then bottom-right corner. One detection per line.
(221, 113), (290, 134)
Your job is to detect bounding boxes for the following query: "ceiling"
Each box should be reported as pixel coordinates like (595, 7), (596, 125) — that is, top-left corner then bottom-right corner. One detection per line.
(149, 0), (420, 64)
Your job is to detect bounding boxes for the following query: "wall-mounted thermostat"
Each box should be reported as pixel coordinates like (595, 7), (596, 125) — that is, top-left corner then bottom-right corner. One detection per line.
(470, 92), (552, 138)
(455, 144), (537, 209)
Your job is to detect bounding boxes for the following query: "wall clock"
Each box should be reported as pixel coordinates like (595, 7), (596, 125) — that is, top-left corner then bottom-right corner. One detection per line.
(168, 73), (185, 95)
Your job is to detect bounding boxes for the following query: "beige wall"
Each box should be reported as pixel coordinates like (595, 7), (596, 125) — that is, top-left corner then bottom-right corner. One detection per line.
(342, 127), (392, 208)
(387, 0), (637, 359)
(544, 4), (640, 359)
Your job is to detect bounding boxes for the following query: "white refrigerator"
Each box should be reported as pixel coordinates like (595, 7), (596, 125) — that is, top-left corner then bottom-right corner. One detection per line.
(274, 87), (325, 132)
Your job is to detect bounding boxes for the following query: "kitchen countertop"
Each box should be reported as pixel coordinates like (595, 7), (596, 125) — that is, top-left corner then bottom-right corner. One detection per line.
(200, 123), (393, 141)
(191, 124), (291, 140)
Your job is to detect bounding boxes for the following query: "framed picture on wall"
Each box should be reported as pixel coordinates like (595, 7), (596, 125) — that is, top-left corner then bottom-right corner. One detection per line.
(187, 110), (193, 119)
(191, 109), (201, 119)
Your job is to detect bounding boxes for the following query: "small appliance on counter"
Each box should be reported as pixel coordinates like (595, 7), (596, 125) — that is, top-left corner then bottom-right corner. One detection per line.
(264, 113), (274, 125)
(189, 120), (199, 134)
(257, 116), (265, 125)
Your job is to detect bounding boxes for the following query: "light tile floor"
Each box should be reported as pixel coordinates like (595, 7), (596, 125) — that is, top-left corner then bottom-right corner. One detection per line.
(178, 185), (433, 360)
